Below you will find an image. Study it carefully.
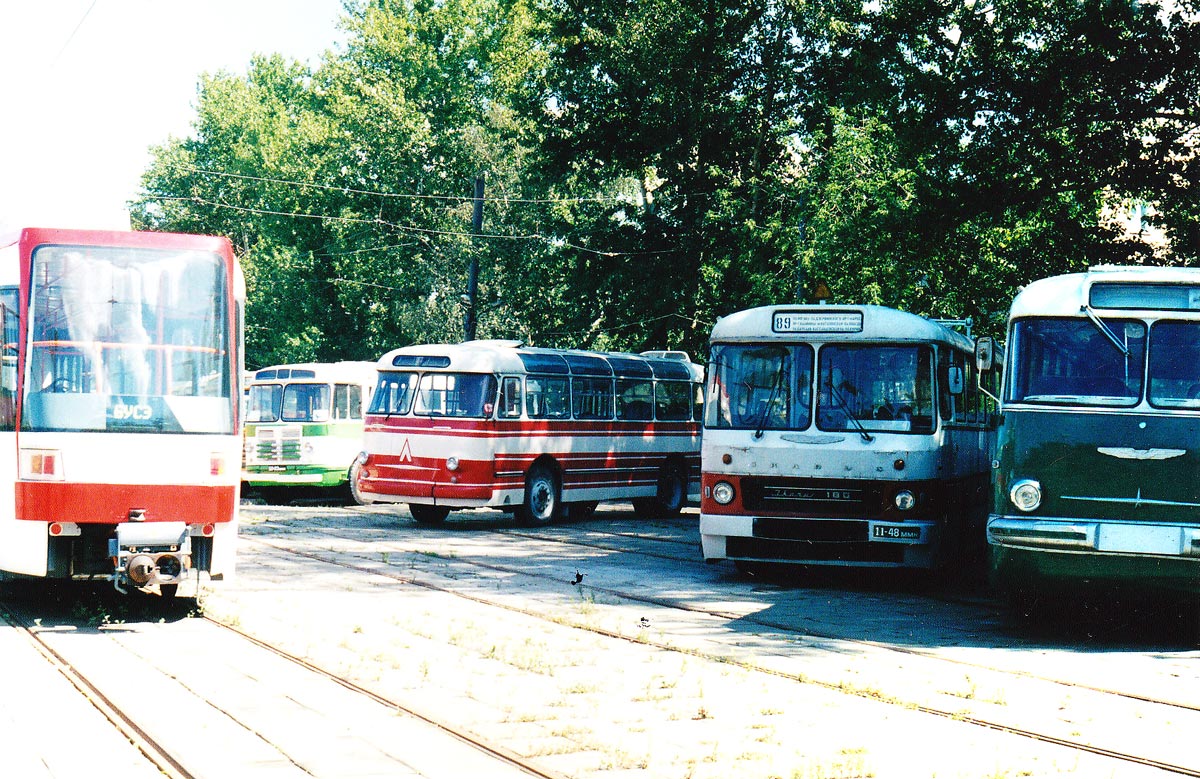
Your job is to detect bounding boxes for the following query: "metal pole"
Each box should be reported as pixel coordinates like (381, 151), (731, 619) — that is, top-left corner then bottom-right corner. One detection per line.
(464, 175), (484, 341)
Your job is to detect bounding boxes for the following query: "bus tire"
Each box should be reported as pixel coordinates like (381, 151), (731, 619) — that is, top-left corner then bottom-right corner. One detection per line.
(410, 504), (450, 525)
(636, 464), (686, 518)
(518, 464), (562, 526)
(159, 583), (179, 599)
(347, 461), (372, 506)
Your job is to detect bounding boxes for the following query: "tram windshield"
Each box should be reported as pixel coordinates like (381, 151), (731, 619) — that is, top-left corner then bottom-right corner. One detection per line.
(816, 345), (935, 433)
(1011, 317), (1200, 409)
(22, 243), (233, 434)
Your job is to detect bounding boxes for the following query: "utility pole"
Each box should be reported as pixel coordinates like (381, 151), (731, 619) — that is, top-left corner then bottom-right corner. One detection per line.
(464, 174), (484, 341)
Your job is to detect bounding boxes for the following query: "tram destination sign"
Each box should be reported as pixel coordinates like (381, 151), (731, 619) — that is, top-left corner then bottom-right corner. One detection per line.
(772, 310), (864, 334)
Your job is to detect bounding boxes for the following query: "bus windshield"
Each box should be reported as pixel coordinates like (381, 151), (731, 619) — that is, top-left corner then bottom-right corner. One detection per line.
(816, 345), (935, 433)
(281, 384), (332, 422)
(1010, 318), (1146, 406)
(22, 243), (233, 434)
(706, 344), (813, 431)
(247, 384), (283, 422)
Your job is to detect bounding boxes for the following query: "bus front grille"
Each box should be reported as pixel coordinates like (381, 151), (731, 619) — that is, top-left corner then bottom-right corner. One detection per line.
(741, 478), (882, 516)
(249, 427), (305, 463)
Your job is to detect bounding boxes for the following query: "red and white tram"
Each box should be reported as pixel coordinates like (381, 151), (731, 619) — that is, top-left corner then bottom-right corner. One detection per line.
(0, 227), (244, 596)
(356, 341), (703, 524)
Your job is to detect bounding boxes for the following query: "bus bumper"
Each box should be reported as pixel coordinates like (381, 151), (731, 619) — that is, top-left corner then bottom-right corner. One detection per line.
(988, 515), (1200, 594)
(242, 466), (346, 488)
(700, 513), (939, 568)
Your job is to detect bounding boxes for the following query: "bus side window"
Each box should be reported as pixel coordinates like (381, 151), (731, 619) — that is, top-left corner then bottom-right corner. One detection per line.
(616, 379), (653, 421)
(498, 377), (522, 419)
(572, 377), (613, 419)
(527, 375), (570, 419)
(938, 350), (954, 421)
(0, 288), (16, 431)
(656, 381), (691, 421)
(333, 383), (355, 420)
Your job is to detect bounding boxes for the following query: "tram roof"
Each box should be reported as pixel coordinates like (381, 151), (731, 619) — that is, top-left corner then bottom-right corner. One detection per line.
(1010, 265), (1200, 319)
(250, 361), (378, 383)
(709, 305), (974, 350)
(376, 341), (700, 380)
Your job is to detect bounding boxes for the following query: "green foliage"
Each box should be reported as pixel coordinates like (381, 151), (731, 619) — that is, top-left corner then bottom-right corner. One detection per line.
(132, 0), (1199, 365)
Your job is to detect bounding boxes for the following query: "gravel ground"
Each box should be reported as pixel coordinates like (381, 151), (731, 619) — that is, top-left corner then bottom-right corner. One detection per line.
(190, 503), (1195, 779)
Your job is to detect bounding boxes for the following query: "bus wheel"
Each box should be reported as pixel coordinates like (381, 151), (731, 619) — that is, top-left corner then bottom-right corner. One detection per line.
(347, 461), (373, 506)
(410, 504), (450, 525)
(519, 465), (562, 526)
(636, 465), (686, 518)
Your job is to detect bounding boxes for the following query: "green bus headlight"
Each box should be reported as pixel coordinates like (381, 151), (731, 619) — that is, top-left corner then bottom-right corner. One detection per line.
(1009, 479), (1042, 512)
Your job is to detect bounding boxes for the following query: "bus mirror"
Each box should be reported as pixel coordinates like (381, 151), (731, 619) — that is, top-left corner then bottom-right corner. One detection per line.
(975, 337), (995, 372)
(947, 366), (965, 395)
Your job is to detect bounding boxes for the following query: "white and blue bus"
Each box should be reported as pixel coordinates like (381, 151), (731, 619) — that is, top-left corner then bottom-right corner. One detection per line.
(700, 305), (1001, 572)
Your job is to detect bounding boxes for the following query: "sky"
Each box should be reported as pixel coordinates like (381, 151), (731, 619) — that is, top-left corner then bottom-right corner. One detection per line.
(0, 1), (348, 235)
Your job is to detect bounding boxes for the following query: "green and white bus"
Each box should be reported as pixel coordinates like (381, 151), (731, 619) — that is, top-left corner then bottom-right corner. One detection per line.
(242, 361), (377, 503)
(987, 265), (1200, 603)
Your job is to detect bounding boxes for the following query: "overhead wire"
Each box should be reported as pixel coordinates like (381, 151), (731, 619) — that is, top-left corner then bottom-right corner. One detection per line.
(145, 194), (679, 257)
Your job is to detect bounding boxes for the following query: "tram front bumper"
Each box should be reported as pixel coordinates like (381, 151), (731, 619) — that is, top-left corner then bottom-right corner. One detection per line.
(109, 522), (192, 593)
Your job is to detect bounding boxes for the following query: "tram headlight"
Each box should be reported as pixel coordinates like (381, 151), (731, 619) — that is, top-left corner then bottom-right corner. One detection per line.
(894, 490), (916, 511)
(446, 456), (460, 472)
(1009, 479), (1042, 512)
(712, 481), (735, 505)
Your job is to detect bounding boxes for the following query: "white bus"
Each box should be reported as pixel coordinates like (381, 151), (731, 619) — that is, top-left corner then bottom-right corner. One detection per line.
(355, 341), (703, 524)
(700, 305), (1001, 572)
(242, 361), (377, 504)
(987, 265), (1200, 604)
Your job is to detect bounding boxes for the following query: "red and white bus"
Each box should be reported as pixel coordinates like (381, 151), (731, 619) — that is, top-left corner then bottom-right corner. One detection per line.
(356, 341), (703, 524)
(0, 227), (244, 596)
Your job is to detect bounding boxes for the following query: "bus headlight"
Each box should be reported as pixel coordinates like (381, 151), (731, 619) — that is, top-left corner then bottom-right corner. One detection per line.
(446, 456), (460, 472)
(712, 481), (735, 505)
(894, 490), (915, 511)
(1009, 479), (1042, 512)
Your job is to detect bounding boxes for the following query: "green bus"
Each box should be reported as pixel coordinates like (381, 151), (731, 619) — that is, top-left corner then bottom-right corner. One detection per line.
(986, 265), (1200, 604)
(242, 361), (377, 503)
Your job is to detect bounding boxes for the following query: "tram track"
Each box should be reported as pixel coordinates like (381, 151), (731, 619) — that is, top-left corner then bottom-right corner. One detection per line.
(205, 615), (570, 779)
(0, 588), (567, 779)
(301, 516), (1200, 714)
(0, 600), (194, 779)
(238, 524), (1200, 777)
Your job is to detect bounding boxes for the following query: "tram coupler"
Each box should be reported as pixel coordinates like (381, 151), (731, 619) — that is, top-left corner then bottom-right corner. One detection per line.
(109, 521), (192, 594)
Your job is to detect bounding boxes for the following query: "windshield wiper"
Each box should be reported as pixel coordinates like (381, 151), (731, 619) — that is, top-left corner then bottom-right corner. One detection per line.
(753, 362), (786, 440)
(1081, 305), (1130, 359)
(828, 380), (874, 443)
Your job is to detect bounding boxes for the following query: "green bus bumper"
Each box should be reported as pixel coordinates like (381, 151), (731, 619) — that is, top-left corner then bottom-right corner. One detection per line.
(988, 515), (1200, 596)
(242, 466), (347, 489)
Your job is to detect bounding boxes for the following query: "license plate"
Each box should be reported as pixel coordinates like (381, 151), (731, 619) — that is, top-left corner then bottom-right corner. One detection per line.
(872, 524), (921, 541)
